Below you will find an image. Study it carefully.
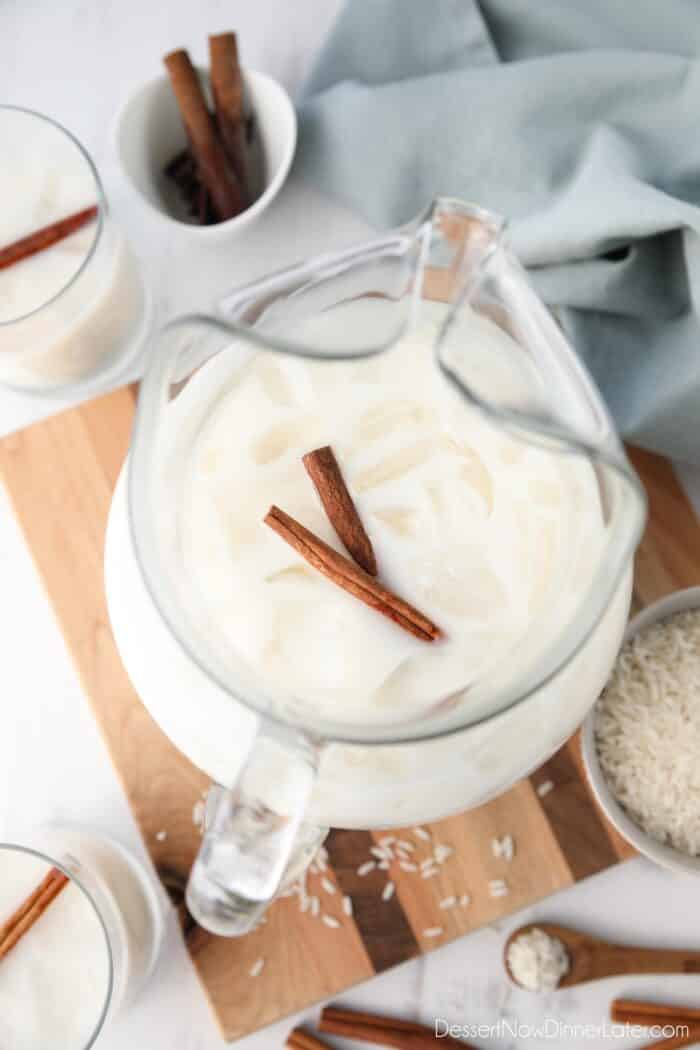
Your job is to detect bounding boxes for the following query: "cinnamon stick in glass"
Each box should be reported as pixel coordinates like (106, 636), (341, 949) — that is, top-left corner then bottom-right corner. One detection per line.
(303, 446), (377, 575)
(163, 48), (244, 221)
(209, 32), (250, 204)
(264, 506), (441, 642)
(0, 866), (69, 963)
(0, 206), (98, 272)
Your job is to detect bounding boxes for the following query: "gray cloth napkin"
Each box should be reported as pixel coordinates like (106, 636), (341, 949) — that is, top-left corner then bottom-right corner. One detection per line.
(296, 0), (700, 462)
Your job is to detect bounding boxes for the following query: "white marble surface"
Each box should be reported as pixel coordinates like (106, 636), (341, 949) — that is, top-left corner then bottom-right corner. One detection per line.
(2, 2), (700, 1047)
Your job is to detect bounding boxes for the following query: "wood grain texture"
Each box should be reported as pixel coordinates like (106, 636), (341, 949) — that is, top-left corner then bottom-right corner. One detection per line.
(628, 446), (700, 604)
(1, 387), (699, 1041)
(325, 829), (419, 973)
(532, 739), (624, 874)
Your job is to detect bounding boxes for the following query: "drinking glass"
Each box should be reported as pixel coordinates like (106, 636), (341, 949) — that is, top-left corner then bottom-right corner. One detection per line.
(0, 106), (150, 395)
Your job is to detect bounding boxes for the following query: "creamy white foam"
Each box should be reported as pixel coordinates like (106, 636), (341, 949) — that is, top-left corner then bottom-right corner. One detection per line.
(158, 302), (606, 731)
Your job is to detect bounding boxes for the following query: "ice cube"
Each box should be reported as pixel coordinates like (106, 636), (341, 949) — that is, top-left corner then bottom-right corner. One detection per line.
(250, 419), (309, 466)
(372, 507), (419, 538)
(354, 439), (436, 492)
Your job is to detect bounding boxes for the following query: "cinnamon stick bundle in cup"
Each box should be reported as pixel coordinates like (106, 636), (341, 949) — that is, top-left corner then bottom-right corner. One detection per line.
(163, 49), (244, 221)
(209, 32), (250, 204)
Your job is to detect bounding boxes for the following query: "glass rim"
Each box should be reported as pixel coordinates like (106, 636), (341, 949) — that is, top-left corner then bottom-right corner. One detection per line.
(128, 198), (647, 747)
(0, 841), (114, 1050)
(0, 105), (107, 328)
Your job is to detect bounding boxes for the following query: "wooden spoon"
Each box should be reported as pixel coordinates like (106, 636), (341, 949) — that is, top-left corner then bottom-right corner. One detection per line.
(504, 922), (700, 990)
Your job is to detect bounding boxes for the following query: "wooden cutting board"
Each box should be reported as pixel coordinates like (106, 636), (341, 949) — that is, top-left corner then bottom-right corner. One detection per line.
(1, 387), (698, 1042)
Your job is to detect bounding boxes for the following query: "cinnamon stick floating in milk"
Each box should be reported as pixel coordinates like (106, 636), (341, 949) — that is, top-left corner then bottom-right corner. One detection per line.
(264, 506), (441, 641)
(0, 866), (69, 962)
(163, 49), (244, 221)
(0, 206), (98, 272)
(209, 32), (250, 204)
(303, 446), (377, 575)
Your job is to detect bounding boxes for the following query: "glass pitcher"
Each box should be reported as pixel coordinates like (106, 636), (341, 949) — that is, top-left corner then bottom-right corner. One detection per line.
(127, 198), (646, 936)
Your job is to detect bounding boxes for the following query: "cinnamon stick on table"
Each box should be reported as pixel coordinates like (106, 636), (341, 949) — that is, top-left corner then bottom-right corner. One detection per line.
(163, 49), (244, 221)
(638, 1028), (700, 1050)
(286, 1028), (332, 1050)
(303, 446), (377, 575)
(0, 206), (98, 272)
(0, 866), (69, 963)
(612, 1000), (700, 1028)
(209, 32), (250, 204)
(320, 1005), (473, 1048)
(264, 506), (441, 642)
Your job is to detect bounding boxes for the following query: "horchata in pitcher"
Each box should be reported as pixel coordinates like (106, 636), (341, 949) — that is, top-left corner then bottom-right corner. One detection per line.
(105, 199), (646, 935)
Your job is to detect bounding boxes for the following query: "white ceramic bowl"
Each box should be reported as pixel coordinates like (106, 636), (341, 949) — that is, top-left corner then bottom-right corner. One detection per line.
(115, 66), (296, 239)
(582, 585), (700, 876)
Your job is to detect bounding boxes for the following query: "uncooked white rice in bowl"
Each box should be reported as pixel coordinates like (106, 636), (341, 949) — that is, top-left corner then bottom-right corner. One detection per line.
(592, 604), (700, 860)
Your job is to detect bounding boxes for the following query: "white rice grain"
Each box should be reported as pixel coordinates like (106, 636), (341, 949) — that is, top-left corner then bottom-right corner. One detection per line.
(488, 879), (509, 898)
(433, 844), (453, 864)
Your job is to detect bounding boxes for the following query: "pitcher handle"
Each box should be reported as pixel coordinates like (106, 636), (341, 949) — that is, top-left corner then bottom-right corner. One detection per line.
(186, 723), (321, 936)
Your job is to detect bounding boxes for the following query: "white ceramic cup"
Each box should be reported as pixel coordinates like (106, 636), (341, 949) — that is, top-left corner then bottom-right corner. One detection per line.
(115, 66), (296, 240)
(581, 585), (700, 876)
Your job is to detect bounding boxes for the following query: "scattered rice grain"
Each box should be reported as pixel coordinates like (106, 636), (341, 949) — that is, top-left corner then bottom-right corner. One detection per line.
(488, 879), (509, 898)
(433, 844), (453, 864)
